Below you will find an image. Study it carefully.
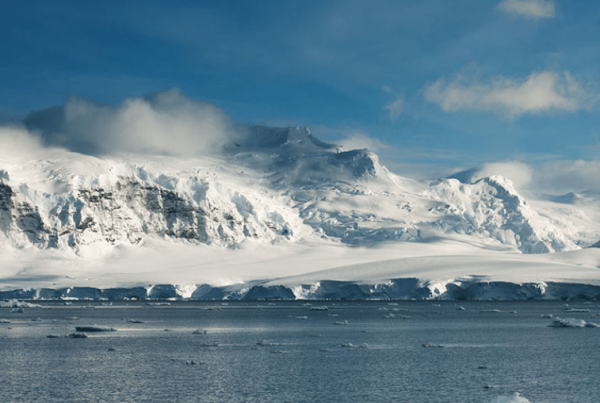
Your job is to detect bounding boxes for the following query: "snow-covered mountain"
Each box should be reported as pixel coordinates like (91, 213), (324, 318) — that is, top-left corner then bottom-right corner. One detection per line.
(2, 123), (600, 300)
(0, 125), (594, 256)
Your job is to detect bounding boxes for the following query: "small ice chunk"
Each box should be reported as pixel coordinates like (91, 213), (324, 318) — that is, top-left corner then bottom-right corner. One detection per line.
(192, 329), (207, 335)
(548, 317), (587, 328)
(491, 392), (531, 403)
(333, 320), (349, 325)
(68, 333), (88, 338)
(75, 325), (117, 332)
(310, 306), (328, 311)
(126, 319), (144, 323)
(422, 342), (444, 348)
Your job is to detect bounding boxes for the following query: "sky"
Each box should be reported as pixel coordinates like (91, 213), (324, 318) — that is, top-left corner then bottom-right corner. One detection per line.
(1, 0), (600, 191)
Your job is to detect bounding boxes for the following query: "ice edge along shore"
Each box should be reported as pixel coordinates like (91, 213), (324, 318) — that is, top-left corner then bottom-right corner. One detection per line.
(3, 279), (600, 302)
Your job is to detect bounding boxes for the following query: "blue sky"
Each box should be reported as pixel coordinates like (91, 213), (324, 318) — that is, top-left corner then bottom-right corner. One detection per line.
(1, 0), (600, 186)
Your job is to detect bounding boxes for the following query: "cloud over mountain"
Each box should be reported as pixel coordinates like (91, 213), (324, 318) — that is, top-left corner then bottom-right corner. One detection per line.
(23, 89), (240, 157)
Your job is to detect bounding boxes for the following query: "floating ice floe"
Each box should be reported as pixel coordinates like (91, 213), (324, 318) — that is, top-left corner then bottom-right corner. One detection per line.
(384, 313), (408, 319)
(126, 319), (144, 323)
(491, 392), (531, 403)
(422, 342), (444, 348)
(75, 325), (117, 332)
(192, 329), (207, 335)
(310, 306), (328, 311)
(0, 299), (42, 309)
(548, 317), (599, 328)
(257, 340), (279, 346)
(333, 320), (349, 325)
(0, 319), (10, 323)
(68, 333), (88, 338)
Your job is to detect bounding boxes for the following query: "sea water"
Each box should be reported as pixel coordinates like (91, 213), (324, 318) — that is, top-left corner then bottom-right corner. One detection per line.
(1, 301), (599, 402)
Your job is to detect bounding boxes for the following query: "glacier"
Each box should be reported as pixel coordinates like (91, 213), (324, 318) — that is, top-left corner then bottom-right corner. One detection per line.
(2, 121), (600, 301)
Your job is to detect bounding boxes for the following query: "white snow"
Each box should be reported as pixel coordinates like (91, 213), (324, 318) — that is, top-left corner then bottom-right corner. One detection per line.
(2, 125), (600, 300)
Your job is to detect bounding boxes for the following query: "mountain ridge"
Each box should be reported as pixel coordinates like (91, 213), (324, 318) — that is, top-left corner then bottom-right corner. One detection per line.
(0, 125), (597, 257)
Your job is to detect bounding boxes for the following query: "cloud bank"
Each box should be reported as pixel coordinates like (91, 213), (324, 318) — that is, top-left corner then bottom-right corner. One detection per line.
(497, 0), (555, 19)
(451, 159), (600, 196)
(450, 161), (533, 190)
(0, 125), (48, 163)
(425, 71), (596, 117)
(24, 89), (240, 157)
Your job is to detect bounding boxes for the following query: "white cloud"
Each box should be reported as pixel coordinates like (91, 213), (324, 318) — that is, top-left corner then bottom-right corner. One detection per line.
(425, 71), (597, 117)
(336, 131), (387, 152)
(381, 86), (404, 122)
(385, 97), (404, 122)
(0, 125), (47, 163)
(24, 89), (240, 157)
(450, 161), (533, 190)
(497, 0), (555, 19)
(451, 159), (600, 195)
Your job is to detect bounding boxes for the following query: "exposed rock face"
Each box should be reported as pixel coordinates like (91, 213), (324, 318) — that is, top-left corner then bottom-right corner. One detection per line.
(0, 174), (305, 257)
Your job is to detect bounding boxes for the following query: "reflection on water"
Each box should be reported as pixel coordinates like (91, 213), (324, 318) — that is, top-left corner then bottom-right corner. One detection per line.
(1, 301), (599, 402)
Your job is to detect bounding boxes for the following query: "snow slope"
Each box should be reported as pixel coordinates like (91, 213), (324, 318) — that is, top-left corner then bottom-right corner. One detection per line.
(1, 124), (600, 300)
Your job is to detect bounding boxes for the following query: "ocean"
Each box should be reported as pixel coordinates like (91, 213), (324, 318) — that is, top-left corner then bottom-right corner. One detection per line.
(1, 300), (599, 402)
